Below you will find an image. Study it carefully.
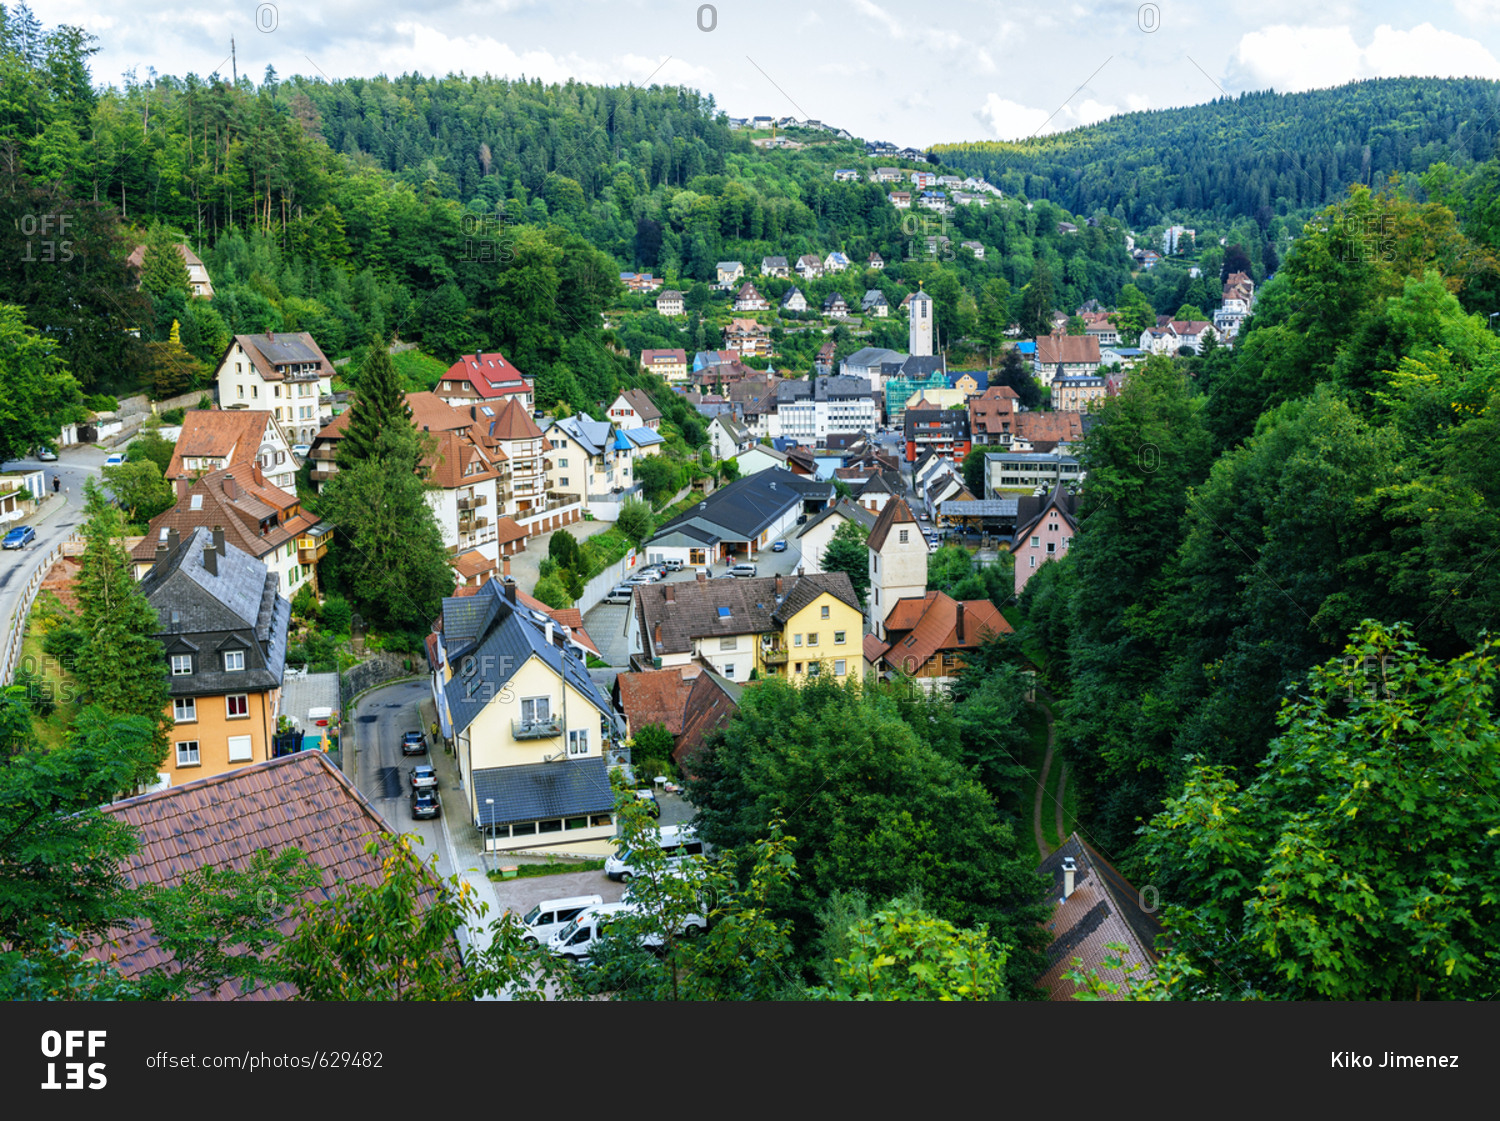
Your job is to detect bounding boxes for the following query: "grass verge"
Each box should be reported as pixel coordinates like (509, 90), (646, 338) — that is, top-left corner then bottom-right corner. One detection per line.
(488, 857), (608, 881)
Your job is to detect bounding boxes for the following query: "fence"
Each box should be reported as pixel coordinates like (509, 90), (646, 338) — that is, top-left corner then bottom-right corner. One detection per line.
(575, 548), (644, 616)
(1, 542), (63, 684)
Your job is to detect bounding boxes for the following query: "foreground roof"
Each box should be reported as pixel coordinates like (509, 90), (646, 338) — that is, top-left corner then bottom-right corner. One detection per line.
(97, 752), (408, 999)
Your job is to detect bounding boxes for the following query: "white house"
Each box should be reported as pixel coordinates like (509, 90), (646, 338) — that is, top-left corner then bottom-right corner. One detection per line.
(215, 332), (335, 447)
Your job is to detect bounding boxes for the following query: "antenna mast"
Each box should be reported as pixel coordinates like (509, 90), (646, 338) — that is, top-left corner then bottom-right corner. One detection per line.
(231, 37), (237, 85)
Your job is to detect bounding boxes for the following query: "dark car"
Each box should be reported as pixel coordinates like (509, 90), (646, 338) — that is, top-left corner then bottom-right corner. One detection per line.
(412, 789), (441, 820)
(410, 764), (438, 791)
(401, 730), (427, 756)
(771, 540), (788, 552)
(796, 514), (808, 525)
(2, 526), (36, 550)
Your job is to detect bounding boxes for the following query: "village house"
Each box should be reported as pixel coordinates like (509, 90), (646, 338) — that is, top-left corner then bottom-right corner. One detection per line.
(734, 281), (770, 312)
(781, 286), (809, 313)
(824, 251), (851, 273)
(761, 255), (790, 277)
(868, 251), (885, 269)
(1009, 483), (1080, 594)
(137, 527), (291, 789)
(215, 332), (335, 447)
(1033, 333), (1102, 377)
(890, 191), (912, 209)
(608, 388), (663, 431)
(433, 350), (534, 413)
(795, 254), (824, 279)
(822, 292), (850, 318)
(725, 317), (772, 358)
(961, 240), (985, 258)
(127, 241), (215, 299)
(642, 469), (831, 569)
(167, 409), (298, 493)
(639, 347), (689, 383)
(655, 289), (685, 316)
(716, 260), (745, 287)
(543, 413), (636, 521)
(862, 289), (890, 317)
(866, 591), (1011, 693)
(707, 414), (754, 462)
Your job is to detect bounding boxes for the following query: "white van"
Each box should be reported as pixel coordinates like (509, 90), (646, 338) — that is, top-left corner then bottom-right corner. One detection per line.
(730, 562), (757, 578)
(519, 894), (604, 944)
(546, 899), (707, 961)
(605, 825), (711, 882)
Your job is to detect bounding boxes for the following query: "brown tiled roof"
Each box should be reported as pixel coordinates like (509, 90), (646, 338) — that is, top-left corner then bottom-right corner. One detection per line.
(617, 666), (700, 737)
(93, 752), (431, 999)
(229, 332), (332, 382)
(511, 587), (598, 655)
(673, 670), (742, 773)
(867, 495), (917, 552)
(635, 573), (859, 657)
(450, 550), (495, 580)
(1037, 833), (1162, 1000)
(619, 388), (661, 422)
(882, 591), (1011, 676)
(482, 396), (545, 442)
(1014, 411), (1084, 446)
(131, 465), (317, 565)
(167, 410), (275, 479)
(641, 348), (687, 365)
(864, 633), (888, 666)
(423, 429), (498, 489)
(493, 516), (527, 545)
(315, 391), (464, 445)
(1034, 334), (1101, 365)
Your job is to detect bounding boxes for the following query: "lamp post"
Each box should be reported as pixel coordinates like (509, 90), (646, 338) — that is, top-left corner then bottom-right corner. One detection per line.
(484, 798), (495, 874)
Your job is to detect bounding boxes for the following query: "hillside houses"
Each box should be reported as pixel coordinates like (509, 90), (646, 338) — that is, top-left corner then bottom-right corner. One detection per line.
(795, 254), (824, 279)
(655, 289), (685, 316)
(781, 286), (809, 313)
(215, 332), (335, 447)
(761, 255), (790, 277)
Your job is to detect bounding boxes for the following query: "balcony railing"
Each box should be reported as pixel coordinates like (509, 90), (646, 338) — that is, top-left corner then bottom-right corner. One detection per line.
(457, 494), (488, 510)
(762, 648), (789, 665)
(512, 718), (563, 740)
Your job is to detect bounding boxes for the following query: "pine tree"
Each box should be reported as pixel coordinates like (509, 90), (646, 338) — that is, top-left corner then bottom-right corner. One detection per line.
(337, 337), (414, 469)
(139, 221), (190, 300)
(72, 479), (170, 782)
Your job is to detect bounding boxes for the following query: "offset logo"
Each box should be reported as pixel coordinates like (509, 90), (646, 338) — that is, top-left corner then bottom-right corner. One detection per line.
(40, 1030), (106, 1090)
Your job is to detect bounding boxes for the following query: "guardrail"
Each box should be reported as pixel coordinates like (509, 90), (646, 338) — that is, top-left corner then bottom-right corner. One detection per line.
(1, 542), (63, 684)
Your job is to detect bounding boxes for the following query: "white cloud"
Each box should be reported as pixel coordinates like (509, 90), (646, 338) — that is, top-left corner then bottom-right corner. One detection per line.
(1454, 0), (1500, 20)
(1230, 22), (1500, 92)
(976, 92), (1120, 141)
(846, 0), (995, 70)
(1126, 92), (1150, 111)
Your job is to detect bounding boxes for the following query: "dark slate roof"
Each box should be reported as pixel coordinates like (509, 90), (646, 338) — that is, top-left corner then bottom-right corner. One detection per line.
(650, 469), (829, 544)
(139, 527), (289, 696)
(1013, 484), (1080, 543)
(797, 498), (878, 538)
(636, 572), (859, 656)
(941, 498), (1018, 517)
(898, 355), (946, 379)
(868, 496), (918, 552)
(441, 581), (615, 737)
(772, 570), (859, 624)
(473, 758), (614, 827)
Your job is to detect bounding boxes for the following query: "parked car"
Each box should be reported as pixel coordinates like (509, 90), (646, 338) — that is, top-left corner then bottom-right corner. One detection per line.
(605, 584), (634, 605)
(36, 447), (57, 461)
(662, 558), (684, 572)
(2, 526), (36, 550)
(410, 764), (438, 791)
(411, 789), (441, 820)
(104, 453), (126, 466)
(401, 730), (427, 756)
(291, 444), (311, 458)
(606, 825), (712, 882)
(771, 540), (788, 552)
(521, 894), (604, 944)
(546, 900), (706, 962)
(630, 569), (662, 584)
(730, 563), (757, 578)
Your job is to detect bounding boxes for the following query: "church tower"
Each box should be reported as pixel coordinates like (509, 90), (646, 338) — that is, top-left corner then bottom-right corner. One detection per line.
(866, 497), (927, 639)
(908, 286), (934, 357)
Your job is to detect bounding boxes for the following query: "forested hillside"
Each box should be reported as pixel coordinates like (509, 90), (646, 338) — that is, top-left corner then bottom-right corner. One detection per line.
(933, 79), (1500, 227)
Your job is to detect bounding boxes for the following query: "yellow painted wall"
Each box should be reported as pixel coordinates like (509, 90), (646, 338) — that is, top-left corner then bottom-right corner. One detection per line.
(164, 687), (277, 784)
(765, 592), (865, 687)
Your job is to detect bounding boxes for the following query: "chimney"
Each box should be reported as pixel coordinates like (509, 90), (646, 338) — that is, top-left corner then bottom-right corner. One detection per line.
(502, 555), (511, 579)
(797, 565), (805, 577)
(224, 474), (239, 499)
(696, 569), (706, 583)
(1061, 856), (1077, 901)
(202, 543), (217, 576)
(174, 474), (190, 501)
(955, 601), (965, 644)
(155, 542), (169, 562)
(503, 577), (517, 605)
(213, 526), (225, 555)
(545, 620), (554, 647)
(167, 527), (181, 554)
(665, 584), (675, 603)
(775, 574), (783, 598)
(654, 622), (663, 649)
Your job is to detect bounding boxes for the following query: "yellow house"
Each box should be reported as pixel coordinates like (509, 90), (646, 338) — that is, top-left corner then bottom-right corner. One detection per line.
(433, 579), (624, 854)
(760, 582), (865, 687)
(635, 570), (864, 688)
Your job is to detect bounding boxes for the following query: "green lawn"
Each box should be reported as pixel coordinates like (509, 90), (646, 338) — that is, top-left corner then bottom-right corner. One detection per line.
(488, 858), (607, 880)
(392, 349), (451, 392)
(21, 630), (82, 751)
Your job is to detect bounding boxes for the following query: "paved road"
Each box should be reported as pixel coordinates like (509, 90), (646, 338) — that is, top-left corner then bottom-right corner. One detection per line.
(0, 445), (111, 663)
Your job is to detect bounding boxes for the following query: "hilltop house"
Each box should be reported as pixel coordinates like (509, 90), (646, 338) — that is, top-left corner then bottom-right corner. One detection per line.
(215, 332), (335, 446)
(434, 350), (533, 413)
(655, 290), (685, 316)
(167, 409), (298, 493)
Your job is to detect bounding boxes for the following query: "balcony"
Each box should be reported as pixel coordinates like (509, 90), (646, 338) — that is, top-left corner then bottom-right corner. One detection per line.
(457, 494), (488, 511)
(762, 648), (788, 666)
(512, 718), (563, 740)
(298, 537), (329, 564)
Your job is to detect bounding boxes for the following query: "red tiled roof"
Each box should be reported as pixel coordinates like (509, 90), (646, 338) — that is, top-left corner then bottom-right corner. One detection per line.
(1014, 411), (1084, 445)
(864, 633), (888, 665)
(867, 496), (918, 552)
(617, 667), (700, 737)
(166, 410), (276, 479)
(673, 670), (740, 773)
(882, 591), (1012, 676)
(441, 351), (529, 398)
(1034, 334), (1101, 365)
(131, 465), (317, 564)
(93, 752), (434, 1000)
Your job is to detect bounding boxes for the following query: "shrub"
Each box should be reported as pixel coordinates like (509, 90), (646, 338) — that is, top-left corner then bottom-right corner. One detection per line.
(321, 596), (353, 637)
(290, 583), (319, 622)
(159, 407), (186, 425)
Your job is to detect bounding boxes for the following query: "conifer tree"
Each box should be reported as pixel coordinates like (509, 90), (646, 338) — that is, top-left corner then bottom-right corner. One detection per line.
(337, 337), (413, 468)
(139, 221), (190, 300)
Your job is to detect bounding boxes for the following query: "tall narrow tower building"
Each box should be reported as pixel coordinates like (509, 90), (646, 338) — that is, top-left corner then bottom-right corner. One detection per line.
(908, 287), (934, 357)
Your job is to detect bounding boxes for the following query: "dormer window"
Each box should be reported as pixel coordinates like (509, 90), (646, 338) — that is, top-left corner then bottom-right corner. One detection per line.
(224, 650), (245, 672)
(171, 654), (193, 675)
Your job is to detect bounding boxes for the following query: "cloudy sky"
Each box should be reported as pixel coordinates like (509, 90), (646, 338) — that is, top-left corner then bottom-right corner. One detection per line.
(29, 0), (1500, 145)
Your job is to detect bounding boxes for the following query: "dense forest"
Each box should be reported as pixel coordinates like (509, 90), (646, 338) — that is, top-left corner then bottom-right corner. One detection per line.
(932, 79), (1500, 229)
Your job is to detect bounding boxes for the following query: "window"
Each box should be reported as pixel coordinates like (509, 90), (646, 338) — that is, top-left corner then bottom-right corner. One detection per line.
(226, 694), (249, 718)
(835, 659), (847, 676)
(821, 605), (830, 619)
(873, 555), (878, 572)
(560, 477), (569, 487)
(171, 654), (192, 676)
(237, 385), (245, 400)
(899, 529), (908, 543)
(224, 650), (245, 672)
(723, 663), (734, 678)
(1029, 555), (1037, 568)
(568, 729), (588, 756)
(274, 385), (281, 398)
(559, 457), (569, 467)
(808, 662), (821, 676)
(1063, 537), (1071, 549)
(521, 697), (551, 725)
(793, 634), (802, 646)
(690, 548), (706, 565)
(1047, 542), (1056, 555)
(190, 494), (204, 510)
(835, 631), (847, 644)
(173, 697), (196, 722)
(252, 385), (258, 398)
(1031, 536), (1041, 547)
(175, 741), (200, 767)
(227, 735), (253, 763)
(720, 636), (737, 651)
